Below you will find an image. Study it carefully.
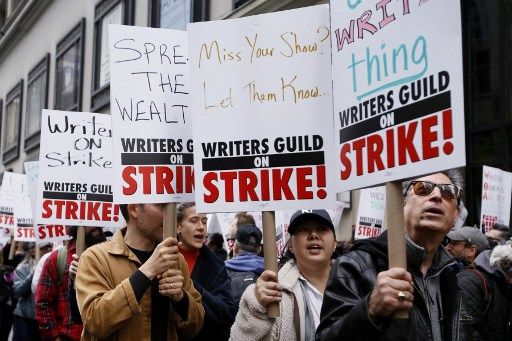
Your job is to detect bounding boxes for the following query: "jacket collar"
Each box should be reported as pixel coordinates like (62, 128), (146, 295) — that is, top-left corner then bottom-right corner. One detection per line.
(406, 236), (455, 276)
(107, 227), (141, 264)
(278, 259), (301, 291)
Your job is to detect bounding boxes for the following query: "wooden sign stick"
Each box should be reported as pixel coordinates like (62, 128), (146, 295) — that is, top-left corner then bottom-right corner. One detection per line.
(386, 181), (408, 319)
(163, 203), (177, 239)
(35, 244), (41, 263)
(8, 237), (16, 260)
(262, 211), (279, 318)
(76, 226), (86, 258)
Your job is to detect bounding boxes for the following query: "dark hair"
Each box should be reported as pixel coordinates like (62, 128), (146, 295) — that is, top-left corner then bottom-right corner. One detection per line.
(177, 202), (196, 224)
(236, 241), (260, 254)
(208, 233), (225, 249)
(402, 168), (464, 206)
(120, 204), (128, 222)
(492, 223), (511, 240)
(234, 212), (255, 227)
(67, 226), (78, 241)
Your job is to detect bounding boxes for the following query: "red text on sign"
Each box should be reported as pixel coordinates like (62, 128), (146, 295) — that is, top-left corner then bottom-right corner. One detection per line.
(203, 165), (327, 203)
(41, 200), (120, 222)
(340, 110), (454, 180)
(122, 165), (194, 195)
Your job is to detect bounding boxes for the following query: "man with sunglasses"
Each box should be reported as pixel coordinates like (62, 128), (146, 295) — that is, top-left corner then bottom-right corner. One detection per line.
(317, 170), (463, 341)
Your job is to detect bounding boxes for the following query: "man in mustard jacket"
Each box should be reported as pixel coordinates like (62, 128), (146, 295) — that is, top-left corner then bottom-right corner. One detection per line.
(75, 203), (204, 340)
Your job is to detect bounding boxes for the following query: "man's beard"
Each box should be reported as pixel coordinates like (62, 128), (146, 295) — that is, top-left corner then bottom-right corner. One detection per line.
(85, 231), (107, 247)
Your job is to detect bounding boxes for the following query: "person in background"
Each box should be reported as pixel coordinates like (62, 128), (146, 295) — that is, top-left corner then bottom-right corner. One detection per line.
(225, 224), (264, 311)
(208, 233), (228, 261)
(30, 243), (53, 295)
(457, 241), (512, 340)
(230, 210), (337, 341)
(35, 227), (106, 341)
(317, 170), (464, 340)
(0, 241), (24, 341)
(228, 213), (256, 259)
(12, 242), (44, 340)
(175, 202), (236, 341)
(485, 223), (510, 249)
(446, 226), (489, 271)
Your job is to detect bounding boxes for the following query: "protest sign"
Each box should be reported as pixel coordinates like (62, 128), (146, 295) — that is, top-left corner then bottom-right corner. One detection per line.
(25, 161), (70, 244)
(13, 202), (35, 242)
(109, 24), (193, 204)
(24, 161), (39, 223)
(454, 200), (468, 230)
(480, 166), (512, 232)
(355, 186), (386, 240)
(188, 5), (335, 212)
(36, 110), (122, 227)
(331, 0), (466, 191)
(0, 172), (29, 232)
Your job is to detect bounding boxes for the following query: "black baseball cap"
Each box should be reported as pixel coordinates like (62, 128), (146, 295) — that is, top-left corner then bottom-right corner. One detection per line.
(288, 210), (335, 235)
(236, 224), (262, 247)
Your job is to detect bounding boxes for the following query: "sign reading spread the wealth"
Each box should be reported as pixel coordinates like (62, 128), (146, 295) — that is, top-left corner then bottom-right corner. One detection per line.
(0, 172), (29, 233)
(355, 186), (386, 240)
(188, 5), (335, 212)
(36, 110), (122, 227)
(109, 25), (194, 203)
(480, 166), (512, 232)
(330, 0), (466, 191)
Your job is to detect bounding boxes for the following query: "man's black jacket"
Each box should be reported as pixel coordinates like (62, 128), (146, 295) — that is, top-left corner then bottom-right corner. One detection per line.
(316, 231), (461, 341)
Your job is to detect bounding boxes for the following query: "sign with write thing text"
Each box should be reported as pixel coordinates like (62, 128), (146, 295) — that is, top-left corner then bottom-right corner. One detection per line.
(480, 166), (512, 232)
(36, 110), (122, 227)
(188, 5), (335, 212)
(331, 0), (466, 191)
(109, 25), (194, 204)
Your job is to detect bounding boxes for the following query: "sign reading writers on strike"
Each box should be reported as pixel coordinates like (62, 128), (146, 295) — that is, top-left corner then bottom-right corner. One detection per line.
(109, 25), (193, 204)
(36, 110), (122, 227)
(355, 186), (386, 240)
(480, 166), (512, 233)
(0, 171), (29, 232)
(188, 5), (335, 212)
(330, 0), (466, 191)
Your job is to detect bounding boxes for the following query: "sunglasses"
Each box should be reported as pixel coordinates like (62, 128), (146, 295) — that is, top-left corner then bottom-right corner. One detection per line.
(405, 180), (461, 200)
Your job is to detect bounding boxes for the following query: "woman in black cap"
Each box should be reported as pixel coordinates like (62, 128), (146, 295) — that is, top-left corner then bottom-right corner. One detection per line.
(230, 210), (337, 341)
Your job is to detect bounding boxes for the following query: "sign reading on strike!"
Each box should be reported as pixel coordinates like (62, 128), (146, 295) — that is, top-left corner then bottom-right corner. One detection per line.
(36, 110), (122, 227)
(330, 0), (466, 191)
(0, 172), (29, 232)
(109, 25), (194, 204)
(480, 166), (512, 233)
(25, 161), (70, 243)
(188, 5), (335, 212)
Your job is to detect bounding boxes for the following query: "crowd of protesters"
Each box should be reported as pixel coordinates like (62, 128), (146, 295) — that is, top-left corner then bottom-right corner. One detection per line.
(0, 169), (511, 340)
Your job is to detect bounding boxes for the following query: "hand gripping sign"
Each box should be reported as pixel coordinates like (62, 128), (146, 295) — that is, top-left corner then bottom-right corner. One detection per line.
(36, 110), (123, 227)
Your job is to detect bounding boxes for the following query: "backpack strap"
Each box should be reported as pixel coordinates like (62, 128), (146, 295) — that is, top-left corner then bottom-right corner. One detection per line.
(57, 247), (68, 281)
(466, 268), (489, 301)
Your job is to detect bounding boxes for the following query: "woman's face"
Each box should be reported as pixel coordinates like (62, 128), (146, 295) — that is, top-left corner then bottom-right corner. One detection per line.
(290, 219), (336, 268)
(177, 206), (208, 251)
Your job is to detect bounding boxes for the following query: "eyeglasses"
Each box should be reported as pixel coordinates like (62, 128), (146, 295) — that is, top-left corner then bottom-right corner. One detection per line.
(405, 180), (461, 200)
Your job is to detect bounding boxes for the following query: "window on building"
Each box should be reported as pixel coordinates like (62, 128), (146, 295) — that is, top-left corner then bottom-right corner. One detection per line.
(149, 0), (208, 29)
(233, 0), (252, 10)
(463, 0), (512, 226)
(25, 53), (49, 151)
(91, 0), (134, 111)
(55, 19), (85, 112)
(3, 80), (23, 164)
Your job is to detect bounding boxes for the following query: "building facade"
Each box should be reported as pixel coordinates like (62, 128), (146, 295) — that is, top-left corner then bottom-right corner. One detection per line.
(0, 0), (510, 233)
